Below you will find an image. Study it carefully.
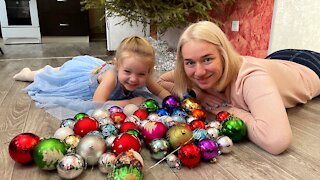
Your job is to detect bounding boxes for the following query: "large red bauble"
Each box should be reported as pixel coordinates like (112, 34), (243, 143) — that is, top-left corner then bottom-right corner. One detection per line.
(216, 111), (230, 122)
(9, 133), (40, 164)
(190, 119), (206, 130)
(73, 117), (99, 137)
(119, 121), (138, 133)
(111, 133), (141, 156)
(133, 109), (149, 120)
(141, 121), (167, 144)
(111, 112), (127, 124)
(178, 143), (201, 168)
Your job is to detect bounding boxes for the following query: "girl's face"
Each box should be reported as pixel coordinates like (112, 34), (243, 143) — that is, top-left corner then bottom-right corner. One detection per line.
(182, 40), (223, 91)
(118, 56), (149, 92)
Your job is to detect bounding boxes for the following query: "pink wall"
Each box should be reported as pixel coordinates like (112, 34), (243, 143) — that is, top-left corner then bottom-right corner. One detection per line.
(212, 0), (274, 58)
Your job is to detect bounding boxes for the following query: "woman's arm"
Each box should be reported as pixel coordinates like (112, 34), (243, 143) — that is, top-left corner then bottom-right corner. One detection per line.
(147, 77), (171, 99)
(157, 70), (176, 94)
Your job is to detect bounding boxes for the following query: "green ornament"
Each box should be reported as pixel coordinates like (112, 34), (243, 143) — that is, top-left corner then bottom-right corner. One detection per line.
(74, 113), (88, 121)
(126, 129), (141, 139)
(33, 138), (67, 170)
(140, 99), (159, 113)
(221, 117), (247, 143)
(112, 165), (143, 180)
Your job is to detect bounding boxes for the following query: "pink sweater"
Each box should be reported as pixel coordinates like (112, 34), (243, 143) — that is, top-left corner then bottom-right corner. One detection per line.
(158, 56), (320, 154)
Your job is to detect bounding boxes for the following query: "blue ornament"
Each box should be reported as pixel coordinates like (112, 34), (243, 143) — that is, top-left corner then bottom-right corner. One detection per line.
(193, 128), (210, 142)
(172, 108), (188, 117)
(101, 124), (119, 138)
(157, 108), (171, 116)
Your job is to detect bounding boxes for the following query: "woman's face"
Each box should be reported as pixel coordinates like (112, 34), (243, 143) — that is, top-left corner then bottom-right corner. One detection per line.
(118, 55), (149, 92)
(182, 40), (223, 91)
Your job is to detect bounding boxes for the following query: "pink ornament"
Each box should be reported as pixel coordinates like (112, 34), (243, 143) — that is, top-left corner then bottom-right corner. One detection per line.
(141, 121), (167, 144)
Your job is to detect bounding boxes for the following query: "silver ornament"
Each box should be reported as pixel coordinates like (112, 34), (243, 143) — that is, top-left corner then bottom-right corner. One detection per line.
(186, 115), (197, 124)
(124, 115), (141, 126)
(166, 154), (181, 169)
(206, 121), (221, 130)
(207, 127), (220, 140)
(105, 135), (116, 148)
(54, 127), (74, 141)
(98, 117), (114, 127)
(123, 104), (139, 116)
(217, 136), (233, 154)
(171, 114), (186, 124)
(149, 138), (170, 160)
(91, 108), (110, 121)
(76, 135), (107, 166)
(98, 152), (117, 174)
(147, 113), (159, 121)
(60, 118), (75, 129)
(57, 153), (86, 179)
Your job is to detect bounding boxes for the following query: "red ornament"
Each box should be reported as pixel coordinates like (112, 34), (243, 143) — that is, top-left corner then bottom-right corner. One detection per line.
(178, 143), (201, 168)
(133, 109), (149, 120)
(190, 119), (206, 130)
(8, 133), (40, 164)
(216, 111), (230, 122)
(111, 133), (141, 156)
(191, 109), (207, 121)
(119, 121), (138, 133)
(111, 112), (127, 124)
(73, 117), (99, 137)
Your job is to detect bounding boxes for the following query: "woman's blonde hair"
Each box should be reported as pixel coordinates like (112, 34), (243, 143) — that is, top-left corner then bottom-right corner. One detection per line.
(114, 36), (155, 75)
(174, 21), (242, 97)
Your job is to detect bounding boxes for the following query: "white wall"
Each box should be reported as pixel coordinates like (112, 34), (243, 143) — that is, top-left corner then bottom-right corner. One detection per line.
(268, 0), (320, 54)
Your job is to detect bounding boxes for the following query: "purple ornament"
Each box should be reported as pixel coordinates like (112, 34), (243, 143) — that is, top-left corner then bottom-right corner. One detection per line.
(197, 138), (220, 162)
(162, 95), (181, 110)
(108, 106), (123, 115)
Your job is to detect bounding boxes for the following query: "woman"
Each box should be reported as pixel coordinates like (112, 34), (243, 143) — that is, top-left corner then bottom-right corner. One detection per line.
(158, 21), (320, 155)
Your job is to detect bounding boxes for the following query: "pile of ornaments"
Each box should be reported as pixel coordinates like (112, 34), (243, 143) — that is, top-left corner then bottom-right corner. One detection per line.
(8, 95), (247, 179)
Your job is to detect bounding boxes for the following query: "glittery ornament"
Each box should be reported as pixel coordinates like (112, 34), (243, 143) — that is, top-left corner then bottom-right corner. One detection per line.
(191, 109), (207, 121)
(112, 164), (143, 180)
(157, 108), (171, 116)
(215, 111), (230, 122)
(91, 108), (110, 121)
(162, 95), (181, 110)
(8, 133), (40, 164)
(124, 115), (141, 126)
(166, 154), (181, 169)
(140, 99), (159, 113)
(197, 138), (220, 162)
(87, 130), (104, 139)
(100, 124), (119, 138)
(53, 127), (74, 141)
(216, 135), (233, 154)
(166, 125), (193, 149)
(141, 121), (167, 144)
(60, 118), (75, 129)
(193, 128), (210, 142)
(190, 119), (206, 130)
(147, 113), (159, 121)
(119, 121), (138, 133)
(149, 138), (170, 160)
(74, 113), (88, 121)
(76, 135), (107, 166)
(111, 112), (127, 124)
(33, 138), (67, 170)
(112, 133), (141, 156)
(221, 117), (247, 142)
(105, 135), (116, 148)
(123, 104), (139, 116)
(64, 135), (81, 152)
(157, 115), (176, 128)
(115, 150), (144, 170)
(178, 143), (201, 168)
(108, 105), (123, 115)
(133, 109), (149, 120)
(206, 127), (220, 140)
(181, 98), (201, 112)
(97, 117), (114, 127)
(73, 117), (99, 137)
(172, 108), (188, 117)
(57, 153), (86, 179)
(98, 152), (117, 174)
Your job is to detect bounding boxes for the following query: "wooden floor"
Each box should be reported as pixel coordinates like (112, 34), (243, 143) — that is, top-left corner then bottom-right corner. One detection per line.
(0, 42), (320, 180)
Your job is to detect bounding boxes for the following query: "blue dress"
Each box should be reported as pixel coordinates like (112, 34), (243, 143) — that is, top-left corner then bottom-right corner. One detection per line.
(24, 55), (160, 119)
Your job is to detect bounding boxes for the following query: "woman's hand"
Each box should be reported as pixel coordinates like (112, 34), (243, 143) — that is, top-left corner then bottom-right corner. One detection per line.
(196, 90), (227, 110)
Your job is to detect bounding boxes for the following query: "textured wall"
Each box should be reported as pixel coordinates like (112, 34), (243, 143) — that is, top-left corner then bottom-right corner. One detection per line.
(268, 0), (320, 54)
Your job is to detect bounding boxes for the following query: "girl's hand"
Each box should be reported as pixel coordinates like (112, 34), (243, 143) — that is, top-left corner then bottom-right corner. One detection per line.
(129, 97), (146, 106)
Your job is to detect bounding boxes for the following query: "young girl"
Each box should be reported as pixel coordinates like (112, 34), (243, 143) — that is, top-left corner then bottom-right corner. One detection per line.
(14, 36), (171, 113)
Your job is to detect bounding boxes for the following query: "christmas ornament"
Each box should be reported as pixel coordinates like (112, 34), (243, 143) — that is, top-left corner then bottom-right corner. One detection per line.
(221, 117), (247, 142)
(53, 127), (74, 141)
(98, 152), (117, 174)
(206, 127), (220, 140)
(181, 98), (201, 112)
(133, 109), (149, 120)
(60, 118), (75, 129)
(97, 117), (114, 127)
(191, 109), (207, 121)
(157, 115), (176, 128)
(76, 135), (107, 166)
(141, 121), (167, 144)
(166, 154), (181, 169)
(73, 116), (99, 137)
(112, 133), (141, 156)
(105, 135), (116, 148)
(87, 130), (104, 139)
(186, 115), (198, 124)
(64, 135), (81, 152)
(111, 112), (127, 124)
(206, 121), (221, 130)
(33, 138), (67, 170)
(115, 150), (144, 170)
(8, 133), (40, 164)
(149, 138), (170, 160)
(124, 115), (141, 126)
(57, 153), (86, 179)
(215, 111), (230, 122)
(119, 121), (138, 133)
(157, 108), (171, 116)
(162, 95), (181, 110)
(140, 99), (159, 113)
(197, 138), (220, 162)
(123, 104), (139, 116)
(172, 108), (188, 117)
(100, 124), (119, 138)
(216, 135), (233, 154)
(112, 164), (143, 180)
(171, 114), (186, 124)
(178, 143), (201, 168)
(147, 113), (159, 121)
(190, 119), (206, 130)
(193, 128), (210, 142)
(108, 105), (123, 115)
(126, 129), (141, 139)
(167, 125), (193, 149)
(74, 113), (88, 121)
(91, 108), (110, 121)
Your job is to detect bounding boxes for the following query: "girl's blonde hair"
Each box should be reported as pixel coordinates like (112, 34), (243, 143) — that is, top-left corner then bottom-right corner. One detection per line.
(174, 21), (242, 97)
(114, 36), (155, 75)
